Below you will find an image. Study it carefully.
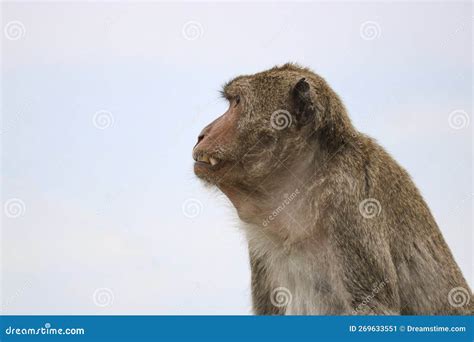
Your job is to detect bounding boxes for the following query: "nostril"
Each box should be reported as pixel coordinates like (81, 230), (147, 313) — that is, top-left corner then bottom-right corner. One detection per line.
(194, 134), (205, 148)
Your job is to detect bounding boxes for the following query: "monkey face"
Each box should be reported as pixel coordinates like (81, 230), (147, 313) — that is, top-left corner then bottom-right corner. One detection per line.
(193, 65), (322, 197)
(192, 95), (242, 184)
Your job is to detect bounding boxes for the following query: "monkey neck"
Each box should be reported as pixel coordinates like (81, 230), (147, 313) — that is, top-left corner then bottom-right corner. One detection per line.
(220, 141), (329, 244)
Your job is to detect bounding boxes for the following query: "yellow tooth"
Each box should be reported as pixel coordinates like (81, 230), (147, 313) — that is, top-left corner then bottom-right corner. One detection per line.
(200, 154), (210, 163)
(209, 157), (218, 166)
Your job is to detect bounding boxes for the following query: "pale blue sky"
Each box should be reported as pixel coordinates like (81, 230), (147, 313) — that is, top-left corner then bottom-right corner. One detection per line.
(1, 1), (472, 314)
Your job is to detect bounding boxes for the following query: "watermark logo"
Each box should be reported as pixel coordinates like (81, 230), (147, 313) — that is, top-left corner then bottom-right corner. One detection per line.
(4, 21), (26, 41)
(182, 198), (203, 219)
(448, 287), (470, 308)
(4, 198), (26, 218)
(270, 109), (292, 130)
(93, 110), (114, 130)
(270, 287), (292, 308)
(182, 21), (204, 41)
(448, 110), (470, 130)
(93, 288), (114, 307)
(358, 198), (381, 219)
(360, 21), (381, 41)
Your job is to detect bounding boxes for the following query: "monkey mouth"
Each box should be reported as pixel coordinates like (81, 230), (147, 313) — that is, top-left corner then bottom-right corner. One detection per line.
(193, 151), (227, 175)
(193, 151), (220, 166)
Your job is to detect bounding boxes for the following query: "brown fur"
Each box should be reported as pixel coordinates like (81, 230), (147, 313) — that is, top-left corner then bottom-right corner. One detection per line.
(192, 63), (472, 315)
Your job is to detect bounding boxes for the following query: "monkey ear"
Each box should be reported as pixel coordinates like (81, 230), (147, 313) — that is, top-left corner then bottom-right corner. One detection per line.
(292, 78), (317, 128)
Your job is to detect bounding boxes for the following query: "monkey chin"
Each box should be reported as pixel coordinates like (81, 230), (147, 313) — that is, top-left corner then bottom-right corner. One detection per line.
(193, 160), (229, 185)
(194, 161), (244, 201)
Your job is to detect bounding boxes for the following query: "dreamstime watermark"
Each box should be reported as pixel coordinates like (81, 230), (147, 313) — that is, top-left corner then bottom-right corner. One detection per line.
(4, 20), (26, 40)
(352, 278), (389, 314)
(5, 323), (85, 336)
(92, 288), (114, 307)
(1, 97), (38, 135)
(93, 110), (114, 130)
(4, 198), (26, 218)
(359, 21), (381, 41)
(262, 21), (292, 48)
(358, 198), (381, 219)
(443, 21), (467, 47)
(270, 287), (292, 308)
(2, 278), (33, 308)
(262, 188), (300, 227)
(1, 113), (22, 135)
(448, 287), (470, 308)
(448, 110), (470, 130)
(182, 198), (203, 219)
(95, 189), (125, 216)
(182, 21), (204, 41)
(270, 109), (292, 130)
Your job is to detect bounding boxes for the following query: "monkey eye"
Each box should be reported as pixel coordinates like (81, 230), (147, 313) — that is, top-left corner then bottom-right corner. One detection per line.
(234, 95), (241, 106)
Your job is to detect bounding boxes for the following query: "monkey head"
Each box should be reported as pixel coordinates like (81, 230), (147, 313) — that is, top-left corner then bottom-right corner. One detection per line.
(192, 64), (353, 221)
